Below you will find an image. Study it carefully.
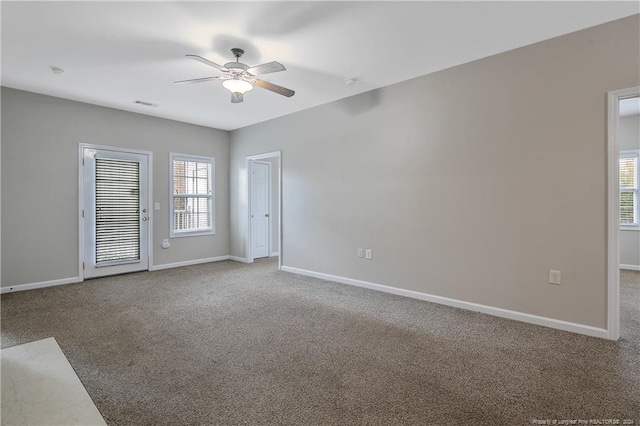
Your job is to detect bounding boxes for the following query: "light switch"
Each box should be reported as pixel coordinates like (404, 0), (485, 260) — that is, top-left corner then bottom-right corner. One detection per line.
(154, 202), (160, 211)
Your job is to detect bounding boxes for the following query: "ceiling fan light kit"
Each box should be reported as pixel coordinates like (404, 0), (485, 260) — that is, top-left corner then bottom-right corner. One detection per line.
(175, 47), (295, 104)
(222, 78), (253, 94)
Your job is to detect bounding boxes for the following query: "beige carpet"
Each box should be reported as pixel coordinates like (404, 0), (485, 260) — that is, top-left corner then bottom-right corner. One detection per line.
(1, 259), (639, 425)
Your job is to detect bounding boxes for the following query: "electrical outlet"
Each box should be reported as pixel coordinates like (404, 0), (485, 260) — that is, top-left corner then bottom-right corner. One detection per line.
(358, 248), (363, 258)
(549, 270), (561, 285)
(365, 249), (372, 260)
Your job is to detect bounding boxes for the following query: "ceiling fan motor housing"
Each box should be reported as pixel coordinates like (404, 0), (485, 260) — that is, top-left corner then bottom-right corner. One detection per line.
(224, 62), (249, 72)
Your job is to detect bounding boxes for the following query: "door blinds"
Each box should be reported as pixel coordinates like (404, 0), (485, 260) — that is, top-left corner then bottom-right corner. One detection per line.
(95, 158), (140, 265)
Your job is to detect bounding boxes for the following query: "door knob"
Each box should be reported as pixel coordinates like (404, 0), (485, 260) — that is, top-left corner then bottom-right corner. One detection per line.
(265, 214), (269, 217)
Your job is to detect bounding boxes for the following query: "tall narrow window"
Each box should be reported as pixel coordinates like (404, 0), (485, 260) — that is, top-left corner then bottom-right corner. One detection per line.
(170, 153), (215, 237)
(620, 149), (639, 228)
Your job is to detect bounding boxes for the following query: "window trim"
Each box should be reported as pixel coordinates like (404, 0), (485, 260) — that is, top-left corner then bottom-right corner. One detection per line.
(620, 149), (640, 231)
(169, 152), (215, 238)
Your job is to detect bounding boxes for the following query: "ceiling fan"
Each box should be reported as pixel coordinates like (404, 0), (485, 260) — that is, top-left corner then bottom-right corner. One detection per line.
(174, 48), (295, 103)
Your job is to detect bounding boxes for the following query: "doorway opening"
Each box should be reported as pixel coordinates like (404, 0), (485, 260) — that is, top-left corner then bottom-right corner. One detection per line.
(246, 151), (282, 270)
(607, 87), (640, 340)
(79, 144), (153, 280)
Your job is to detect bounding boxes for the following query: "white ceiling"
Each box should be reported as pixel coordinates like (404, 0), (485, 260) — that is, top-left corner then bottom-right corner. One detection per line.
(2, 2), (638, 131)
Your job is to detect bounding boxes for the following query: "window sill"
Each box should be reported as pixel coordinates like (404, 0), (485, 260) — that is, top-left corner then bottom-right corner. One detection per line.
(620, 226), (640, 232)
(170, 230), (215, 238)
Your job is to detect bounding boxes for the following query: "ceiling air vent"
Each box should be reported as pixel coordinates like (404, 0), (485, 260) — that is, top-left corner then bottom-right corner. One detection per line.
(133, 100), (158, 107)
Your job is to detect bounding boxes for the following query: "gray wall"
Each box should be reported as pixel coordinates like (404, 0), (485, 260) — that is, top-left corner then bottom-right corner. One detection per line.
(230, 15), (640, 329)
(619, 113), (640, 268)
(1, 87), (230, 287)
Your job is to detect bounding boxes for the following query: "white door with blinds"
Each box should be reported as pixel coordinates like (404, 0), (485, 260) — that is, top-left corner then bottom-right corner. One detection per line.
(82, 147), (150, 279)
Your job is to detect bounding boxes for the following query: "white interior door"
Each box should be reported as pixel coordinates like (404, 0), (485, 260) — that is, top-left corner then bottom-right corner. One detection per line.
(251, 161), (270, 260)
(82, 147), (150, 278)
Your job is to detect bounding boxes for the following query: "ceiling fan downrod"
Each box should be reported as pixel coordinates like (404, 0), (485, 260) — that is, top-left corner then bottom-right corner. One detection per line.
(231, 48), (244, 62)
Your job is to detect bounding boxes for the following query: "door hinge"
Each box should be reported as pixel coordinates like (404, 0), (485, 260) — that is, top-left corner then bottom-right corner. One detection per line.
(82, 262), (85, 270)
(82, 158), (85, 166)
(82, 210), (85, 218)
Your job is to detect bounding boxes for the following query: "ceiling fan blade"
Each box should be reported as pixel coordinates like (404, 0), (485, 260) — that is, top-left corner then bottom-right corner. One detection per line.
(173, 76), (223, 84)
(254, 79), (295, 97)
(231, 93), (244, 103)
(186, 54), (228, 72)
(247, 61), (286, 76)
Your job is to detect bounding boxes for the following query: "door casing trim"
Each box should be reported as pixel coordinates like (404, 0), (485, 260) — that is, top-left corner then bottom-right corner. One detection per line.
(78, 143), (154, 281)
(606, 86), (640, 340)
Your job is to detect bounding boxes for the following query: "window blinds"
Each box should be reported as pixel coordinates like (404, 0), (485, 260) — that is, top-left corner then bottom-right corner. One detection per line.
(172, 159), (212, 232)
(620, 155), (638, 225)
(95, 158), (141, 264)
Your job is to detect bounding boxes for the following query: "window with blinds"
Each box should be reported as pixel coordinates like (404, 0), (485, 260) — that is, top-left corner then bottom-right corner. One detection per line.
(95, 158), (140, 264)
(170, 153), (214, 236)
(620, 150), (639, 227)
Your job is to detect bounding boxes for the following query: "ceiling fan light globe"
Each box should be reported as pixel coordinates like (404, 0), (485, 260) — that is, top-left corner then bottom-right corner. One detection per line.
(222, 79), (253, 94)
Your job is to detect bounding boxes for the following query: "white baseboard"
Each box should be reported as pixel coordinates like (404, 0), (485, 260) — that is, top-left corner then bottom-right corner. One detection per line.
(1, 277), (81, 294)
(229, 256), (251, 263)
(1, 256), (232, 294)
(270, 251), (280, 257)
(150, 255), (230, 271)
(620, 264), (640, 271)
(280, 266), (609, 340)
